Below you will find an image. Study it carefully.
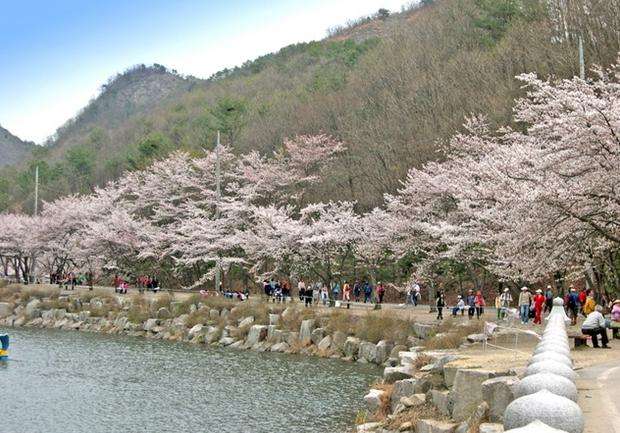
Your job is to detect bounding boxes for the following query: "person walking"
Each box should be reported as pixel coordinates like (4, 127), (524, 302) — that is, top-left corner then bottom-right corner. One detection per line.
(410, 281), (421, 306)
(578, 288), (588, 317)
(474, 290), (485, 319)
(518, 287), (532, 324)
(436, 292), (445, 320)
(567, 287), (580, 326)
(320, 285), (329, 306)
(533, 289), (545, 325)
(363, 281), (373, 303)
(343, 281), (351, 309)
(353, 281), (361, 302)
(298, 280), (306, 302)
(581, 305), (611, 349)
(376, 282), (385, 304)
(499, 288), (513, 320)
(494, 291), (502, 319)
(332, 282), (341, 302)
(544, 285), (554, 314)
(466, 290), (476, 319)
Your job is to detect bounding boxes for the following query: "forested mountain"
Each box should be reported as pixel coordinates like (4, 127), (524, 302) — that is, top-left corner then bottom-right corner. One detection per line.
(0, 126), (33, 167)
(1, 0), (619, 213)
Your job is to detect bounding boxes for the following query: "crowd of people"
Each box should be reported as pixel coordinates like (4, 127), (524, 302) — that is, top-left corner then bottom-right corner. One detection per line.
(259, 278), (389, 308)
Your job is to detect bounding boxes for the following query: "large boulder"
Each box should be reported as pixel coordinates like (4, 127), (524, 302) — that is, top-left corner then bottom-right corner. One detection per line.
(143, 318), (159, 332)
(270, 342), (290, 353)
(503, 390), (584, 433)
(238, 316), (254, 328)
(299, 319), (316, 345)
(390, 378), (417, 411)
(450, 369), (495, 422)
(383, 365), (415, 384)
(344, 337), (361, 359)
(413, 323), (436, 339)
(268, 314), (280, 326)
(482, 376), (520, 422)
(363, 389), (386, 413)
(359, 341), (379, 364)
(0, 302), (13, 318)
(311, 327), (326, 346)
(317, 335), (332, 351)
(332, 331), (347, 350)
(246, 325), (269, 347)
(205, 326), (221, 344)
(188, 324), (204, 339)
(416, 419), (459, 433)
(376, 340), (394, 364)
(456, 402), (489, 433)
(157, 307), (171, 319)
(25, 299), (42, 318)
(431, 390), (452, 416)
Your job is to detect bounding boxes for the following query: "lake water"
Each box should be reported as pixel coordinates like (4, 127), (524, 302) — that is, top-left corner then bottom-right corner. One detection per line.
(0, 327), (380, 433)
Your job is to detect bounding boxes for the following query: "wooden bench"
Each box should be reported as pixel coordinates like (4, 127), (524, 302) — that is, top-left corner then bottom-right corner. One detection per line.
(610, 322), (620, 339)
(570, 334), (590, 348)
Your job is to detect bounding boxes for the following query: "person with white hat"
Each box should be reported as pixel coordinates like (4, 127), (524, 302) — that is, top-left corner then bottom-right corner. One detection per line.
(499, 288), (512, 319)
(518, 286), (532, 324)
(533, 289), (545, 325)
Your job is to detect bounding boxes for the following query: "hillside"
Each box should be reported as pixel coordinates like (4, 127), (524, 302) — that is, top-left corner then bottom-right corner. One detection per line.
(0, 125), (33, 167)
(1, 0), (619, 213)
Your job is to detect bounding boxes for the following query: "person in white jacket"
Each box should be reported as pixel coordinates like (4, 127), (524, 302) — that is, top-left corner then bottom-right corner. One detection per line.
(582, 305), (610, 349)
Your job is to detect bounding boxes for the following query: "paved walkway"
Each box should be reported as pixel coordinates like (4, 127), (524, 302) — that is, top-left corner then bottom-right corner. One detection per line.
(578, 359), (620, 433)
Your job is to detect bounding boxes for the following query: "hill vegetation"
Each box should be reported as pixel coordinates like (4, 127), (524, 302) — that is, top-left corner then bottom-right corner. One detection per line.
(0, 126), (33, 168)
(1, 0), (619, 214)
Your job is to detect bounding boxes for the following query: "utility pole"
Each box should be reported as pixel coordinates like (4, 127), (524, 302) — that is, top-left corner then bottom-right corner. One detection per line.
(578, 35), (585, 80)
(31, 165), (39, 284)
(215, 130), (222, 293)
(34, 165), (39, 216)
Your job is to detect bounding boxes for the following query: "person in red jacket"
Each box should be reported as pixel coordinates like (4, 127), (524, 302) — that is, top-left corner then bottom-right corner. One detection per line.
(533, 289), (546, 325)
(578, 288), (588, 316)
(474, 290), (486, 319)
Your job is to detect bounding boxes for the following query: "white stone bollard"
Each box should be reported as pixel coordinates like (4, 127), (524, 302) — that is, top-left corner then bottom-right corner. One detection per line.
(513, 372), (578, 402)
(528, 351), (572, 367)
(504, 390), (584, 433)
(533, 342), (571, 357)
(504, 419), (569, 432)
(525, 360), (578, 382)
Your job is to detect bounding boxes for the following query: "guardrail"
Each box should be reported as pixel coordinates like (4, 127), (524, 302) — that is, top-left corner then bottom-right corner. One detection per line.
(503, 298), (584, 433)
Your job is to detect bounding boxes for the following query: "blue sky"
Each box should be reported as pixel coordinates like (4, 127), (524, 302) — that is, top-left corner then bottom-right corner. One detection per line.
(0, 0), (408, 144)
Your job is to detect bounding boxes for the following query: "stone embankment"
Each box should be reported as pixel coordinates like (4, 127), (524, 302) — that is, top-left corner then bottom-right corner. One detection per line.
(0, 294), (435, 367)
(357, 298), (584, 433)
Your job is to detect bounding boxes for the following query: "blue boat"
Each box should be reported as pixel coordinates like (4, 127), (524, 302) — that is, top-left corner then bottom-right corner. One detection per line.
(0, 334), (8, 360)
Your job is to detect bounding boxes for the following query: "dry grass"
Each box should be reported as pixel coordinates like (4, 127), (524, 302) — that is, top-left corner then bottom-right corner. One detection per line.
(229, 302), (271, 325)
(186, 310), (210, 328)
(0, 284), (22, 302)
(370, 382), (394, 420)
(424, 319), (484, 350)
(413, 354), (434, 369)
(279, 306), (316, 332)
(385, 403), (447, 430)
(230, 322), (252, 339)
(354, 311), (413, 344)
(200, 296), (236, 311)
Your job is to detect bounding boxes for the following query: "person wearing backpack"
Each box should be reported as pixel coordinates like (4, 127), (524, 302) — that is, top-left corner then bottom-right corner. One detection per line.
(567, 287), (580, 326)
